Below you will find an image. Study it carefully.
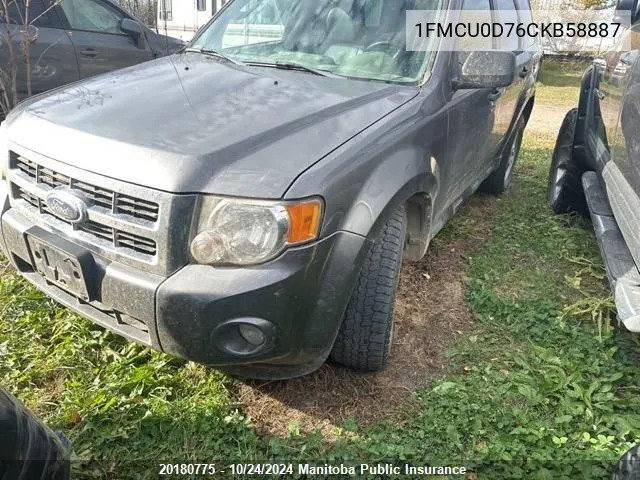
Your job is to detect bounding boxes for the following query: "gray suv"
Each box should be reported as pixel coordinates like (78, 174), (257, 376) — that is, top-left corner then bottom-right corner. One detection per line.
(0, 0), (538, 379)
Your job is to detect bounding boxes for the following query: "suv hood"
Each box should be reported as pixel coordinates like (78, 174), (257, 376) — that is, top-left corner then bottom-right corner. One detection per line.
(7, 54), (418, 197)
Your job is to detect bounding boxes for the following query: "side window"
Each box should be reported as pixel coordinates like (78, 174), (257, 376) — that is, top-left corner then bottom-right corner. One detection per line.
(197, 0), (206, 12)
(460, 0), (492, 50)
(493, 0), (519, 52)
(3, 0), (62, 28)
(60, 0), (124, 34)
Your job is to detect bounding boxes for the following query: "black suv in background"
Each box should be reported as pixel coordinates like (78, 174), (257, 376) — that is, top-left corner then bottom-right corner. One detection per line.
(0, 0), (184, 100)
(0, 0), (539, 379)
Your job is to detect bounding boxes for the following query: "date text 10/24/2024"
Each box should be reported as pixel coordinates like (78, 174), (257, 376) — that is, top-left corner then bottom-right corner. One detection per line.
(158, 463), (468, 476)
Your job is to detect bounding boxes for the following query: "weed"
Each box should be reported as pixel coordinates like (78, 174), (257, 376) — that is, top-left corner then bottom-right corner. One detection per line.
(561, 296), (617, 339)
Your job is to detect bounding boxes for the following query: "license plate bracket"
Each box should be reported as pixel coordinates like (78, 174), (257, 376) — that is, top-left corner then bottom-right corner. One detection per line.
(26, 228), (95, 301)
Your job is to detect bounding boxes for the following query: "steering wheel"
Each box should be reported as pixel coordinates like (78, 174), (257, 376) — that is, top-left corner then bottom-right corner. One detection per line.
(362, 41), (403, 59)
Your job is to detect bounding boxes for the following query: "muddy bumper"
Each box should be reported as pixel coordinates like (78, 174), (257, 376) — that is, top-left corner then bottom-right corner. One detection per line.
(0, 184), (368, 378)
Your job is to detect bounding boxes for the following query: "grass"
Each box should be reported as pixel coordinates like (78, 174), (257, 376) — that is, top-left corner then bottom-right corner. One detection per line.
(3, 61), (640, 478)
(535, 58), (588, 105)
(413, 133), (640, 478)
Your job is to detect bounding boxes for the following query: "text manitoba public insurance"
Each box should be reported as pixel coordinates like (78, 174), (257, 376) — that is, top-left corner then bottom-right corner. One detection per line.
(299, 464), (467, 476)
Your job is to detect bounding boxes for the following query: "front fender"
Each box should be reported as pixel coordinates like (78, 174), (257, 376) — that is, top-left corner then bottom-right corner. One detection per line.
(284, 94), (444, 246)
(340, 147), (436, 240)
(286, 140), (439, 247)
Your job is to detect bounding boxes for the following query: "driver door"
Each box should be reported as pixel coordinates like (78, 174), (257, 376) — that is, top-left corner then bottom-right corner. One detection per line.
(58, 0), (154, 79)
(441, 0), (499, 202)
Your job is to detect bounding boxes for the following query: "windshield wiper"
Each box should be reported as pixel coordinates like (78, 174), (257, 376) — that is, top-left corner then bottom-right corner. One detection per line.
(245, 60), (339, 77)
(184, 47), (244, 65)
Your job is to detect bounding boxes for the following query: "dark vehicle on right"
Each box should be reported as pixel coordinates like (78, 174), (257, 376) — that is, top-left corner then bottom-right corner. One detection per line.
(546, 5), (640, 478)
(548, 12), (640, 336)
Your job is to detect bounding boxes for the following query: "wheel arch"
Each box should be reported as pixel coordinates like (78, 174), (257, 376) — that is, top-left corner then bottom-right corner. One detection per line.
(337, 147), (438, 259)
(405, 191), (433, 261)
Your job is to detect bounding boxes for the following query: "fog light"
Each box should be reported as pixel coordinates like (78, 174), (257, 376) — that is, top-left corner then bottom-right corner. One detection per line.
(211, 318), (275, 357)
(238, 324), (265, 346)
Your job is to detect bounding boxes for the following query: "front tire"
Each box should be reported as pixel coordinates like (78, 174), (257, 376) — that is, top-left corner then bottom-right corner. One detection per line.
(330, 205), (407, 372)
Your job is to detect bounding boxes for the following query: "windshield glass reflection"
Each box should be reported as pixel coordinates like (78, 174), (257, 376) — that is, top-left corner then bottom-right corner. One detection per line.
(192, 0), (443, 83)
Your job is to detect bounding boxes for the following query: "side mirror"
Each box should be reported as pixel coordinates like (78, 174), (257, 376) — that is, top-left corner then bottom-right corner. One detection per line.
(121, 18), (143, 38)
(453, 50), (517, 90)
(614, 0), (639, 25)
(121, 18), (147, 49)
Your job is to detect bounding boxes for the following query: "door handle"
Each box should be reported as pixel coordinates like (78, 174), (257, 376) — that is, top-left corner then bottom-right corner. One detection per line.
(80, 48), (97, 58)
(488, 89), (504, 102)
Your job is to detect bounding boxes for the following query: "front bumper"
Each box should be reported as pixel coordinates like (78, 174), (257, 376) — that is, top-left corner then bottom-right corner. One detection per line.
(0, 186), (369, 378)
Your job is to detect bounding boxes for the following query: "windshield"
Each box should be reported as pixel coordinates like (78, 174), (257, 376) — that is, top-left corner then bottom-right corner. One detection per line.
(191, 0), (444, 83)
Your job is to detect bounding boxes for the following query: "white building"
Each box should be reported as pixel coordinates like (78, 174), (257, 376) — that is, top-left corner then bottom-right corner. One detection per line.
(157, 0), (230, 41)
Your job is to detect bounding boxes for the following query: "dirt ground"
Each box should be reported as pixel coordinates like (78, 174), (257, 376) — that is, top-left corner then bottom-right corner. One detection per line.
(237, 100), (565, 438)
(528, 103), (571, 135)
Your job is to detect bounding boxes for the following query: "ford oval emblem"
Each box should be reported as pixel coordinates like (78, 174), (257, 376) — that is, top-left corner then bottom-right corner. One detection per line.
(45, 188), (88, 224)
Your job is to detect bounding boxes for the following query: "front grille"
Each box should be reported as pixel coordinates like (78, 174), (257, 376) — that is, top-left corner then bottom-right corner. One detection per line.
(16, 186), (158, 256)
(16, 156), (159, 223)
(7, 148), (195, 277)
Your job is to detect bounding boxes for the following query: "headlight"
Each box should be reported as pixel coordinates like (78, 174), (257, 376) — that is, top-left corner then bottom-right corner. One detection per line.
(0, 121), (7, 180)
(190, 196), (323, 266)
